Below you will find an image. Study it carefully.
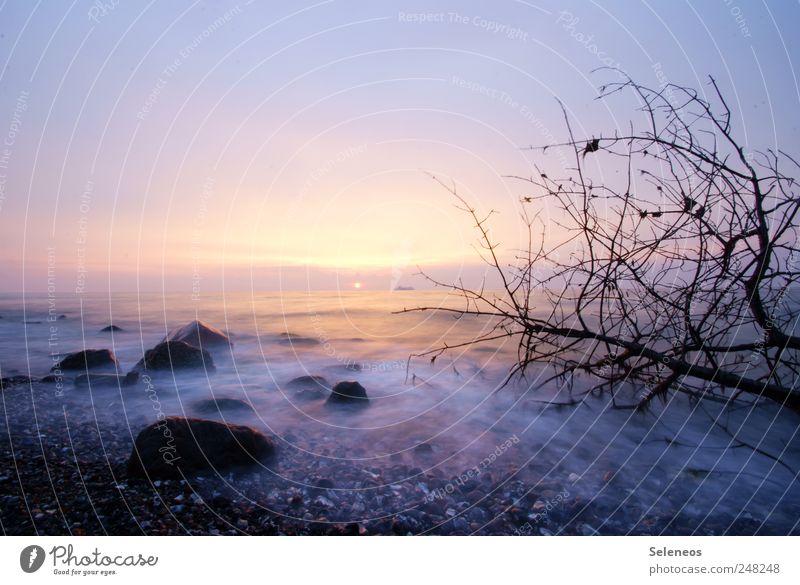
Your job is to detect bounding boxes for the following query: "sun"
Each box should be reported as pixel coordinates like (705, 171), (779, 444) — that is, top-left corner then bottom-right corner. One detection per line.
(353, 282), (362, 289)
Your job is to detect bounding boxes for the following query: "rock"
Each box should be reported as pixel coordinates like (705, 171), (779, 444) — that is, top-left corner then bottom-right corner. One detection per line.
(326, 381), (369, 405)
(314, 478), (334, 490)
(452, 517), (469, 532)
(192, 397), (255, 415)
(278, 332), (318, 346)
(127, 417), (275, 479)
(39, 375), (60, 383)
(75, 372), (139, 388)
(0, 375), (33, 390)
(414, 443), (434, 456)
(100, 325), (124, 332)
(325, 363), (362, 374)
(52, 349), (119, 372)
(133, 341), (215, 373)
(284, 375), (330, 400)
(165, 320), (231, 349)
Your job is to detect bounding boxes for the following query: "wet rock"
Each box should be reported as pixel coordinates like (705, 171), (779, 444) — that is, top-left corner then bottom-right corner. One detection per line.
(452, 517), (469, 533)
(325, 363), (362, 374)
(0, 375), (34, 390)
(100, 325), (124, 332)
(165, 320), (231, 350)
(326, 381), (369, 406)
(284, 375), (330, 400)
(133, 340), (215, 373)
(53, 349), (119, 372)
(75, 372), (139, 388)
(192, 397), (255, 415)
(277, 332), (319, 346)
(127, 417), (274, 479)
(414, 443), (434, 456)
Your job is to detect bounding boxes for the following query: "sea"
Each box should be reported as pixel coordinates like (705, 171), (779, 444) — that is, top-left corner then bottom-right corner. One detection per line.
(1, 290), (798, 533)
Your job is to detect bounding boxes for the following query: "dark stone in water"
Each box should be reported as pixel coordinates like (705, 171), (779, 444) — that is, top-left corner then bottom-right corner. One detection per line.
(127, 416), (274, 479)
(39, 375), (60, 383)
(133, 340), (215, 373)
(314, 478), (334, 490)
(57, 314), (67, 320)
(0, 375), (33, 390)
(193, 397), (255, 415)
(100, 325), (124, 332)
(278, 332), (319, 346)
(325, 363), (362, 375)
(53, 349), (119, 372)
(414, 443), (434, 456)
(165, 320), (231, 350)
(75, 372), (139, 388)
(285, 375), (330, 399)
(326, 381), (369, 405)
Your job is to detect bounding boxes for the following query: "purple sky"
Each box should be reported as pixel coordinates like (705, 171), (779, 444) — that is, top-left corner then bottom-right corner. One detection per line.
(0, 0), (798, 294)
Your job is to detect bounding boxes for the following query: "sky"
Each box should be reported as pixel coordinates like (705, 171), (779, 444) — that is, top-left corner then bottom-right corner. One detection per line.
(0, 0), (798, 294)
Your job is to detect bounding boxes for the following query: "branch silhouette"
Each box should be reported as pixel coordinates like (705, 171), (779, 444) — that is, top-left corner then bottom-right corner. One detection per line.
(400, 73), (800, 412)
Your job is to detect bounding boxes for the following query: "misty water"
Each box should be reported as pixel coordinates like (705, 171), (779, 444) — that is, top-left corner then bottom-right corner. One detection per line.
(1, 291), (798, 534)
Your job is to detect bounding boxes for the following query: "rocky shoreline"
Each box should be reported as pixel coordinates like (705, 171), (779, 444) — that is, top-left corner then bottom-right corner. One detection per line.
(1, 377), (793, 536)
(1, 320), (797, 536)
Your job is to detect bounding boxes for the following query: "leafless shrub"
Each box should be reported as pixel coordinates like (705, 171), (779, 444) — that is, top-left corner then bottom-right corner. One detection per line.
(402, 72), (800, 412)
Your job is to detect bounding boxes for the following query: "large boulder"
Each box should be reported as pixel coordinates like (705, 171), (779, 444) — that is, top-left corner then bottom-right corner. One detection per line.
(133, 340), (215, 373)
(326, 381), (369, 406)
(127, 417), (274, 479)
(192, 397), (255, 415)
(100, 325), (124, 332)
(52, 349), (119, 372)
(284, 375), (330, 400)
(165, 320), (231, 350)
